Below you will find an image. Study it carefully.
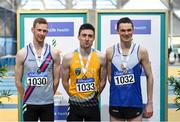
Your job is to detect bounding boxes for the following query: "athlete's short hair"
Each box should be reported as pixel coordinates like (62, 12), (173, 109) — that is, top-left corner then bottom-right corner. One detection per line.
(116, 17), (134, 31)
(78, 23), (95, 36)
(33, 18), (48, 28)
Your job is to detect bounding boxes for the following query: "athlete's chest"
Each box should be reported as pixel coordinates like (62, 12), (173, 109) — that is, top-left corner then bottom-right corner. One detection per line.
(71, 53), (100, 73)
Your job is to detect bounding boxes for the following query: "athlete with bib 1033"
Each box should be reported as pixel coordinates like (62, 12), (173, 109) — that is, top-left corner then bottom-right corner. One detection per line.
(62, 23), (107, 121)
(106, 17), (154, 121)
(15, 18), (60, 121)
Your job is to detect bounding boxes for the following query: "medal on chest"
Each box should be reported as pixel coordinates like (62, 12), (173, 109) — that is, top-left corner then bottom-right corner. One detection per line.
(120, 63), (128, 74)
(31, 42), (46, 73)
(119, 42), (134, 75)
(82, 75), (87, 79)
(78, 48), (92, 79)
(37, 67), (42, 74)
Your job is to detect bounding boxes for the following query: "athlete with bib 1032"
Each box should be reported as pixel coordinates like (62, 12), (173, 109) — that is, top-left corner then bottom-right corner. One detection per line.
(62, 23), (107, 121)
(106, 17), (154, 122)
(15, 18), (60, 121)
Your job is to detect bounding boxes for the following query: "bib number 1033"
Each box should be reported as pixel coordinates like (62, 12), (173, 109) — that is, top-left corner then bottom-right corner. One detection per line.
(27, 77), (47, 86)
(114, 74), (135, 85)
(76, 82), (95, 92)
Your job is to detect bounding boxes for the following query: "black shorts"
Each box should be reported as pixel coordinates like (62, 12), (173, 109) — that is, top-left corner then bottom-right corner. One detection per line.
(67, 104), (100, 121)
(23, 103), (54, 121)
(109, 106), (143, 119)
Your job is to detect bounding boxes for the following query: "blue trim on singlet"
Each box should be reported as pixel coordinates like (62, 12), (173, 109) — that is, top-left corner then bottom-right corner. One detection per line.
(23, 45), (28, 63)
(28, 43), (48, 56)
(43, 43), (48, 56)
(28, 44), (35, 56)
(117, 43), (136, 55)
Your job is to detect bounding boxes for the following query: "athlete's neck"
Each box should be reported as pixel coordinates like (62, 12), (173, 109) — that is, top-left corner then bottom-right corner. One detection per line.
(120, 41), (132, 49)
(79, 47), (92, 57)
(32, 40), (45, 56)
(119, 41), (133, 55)
(33, 40), (45, 50)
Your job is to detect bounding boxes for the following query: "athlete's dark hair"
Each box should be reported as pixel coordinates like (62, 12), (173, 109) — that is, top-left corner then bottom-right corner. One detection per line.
(78, 23), (95, 36)
(33, 18), (48, 28)
(116, 17), (134, 31)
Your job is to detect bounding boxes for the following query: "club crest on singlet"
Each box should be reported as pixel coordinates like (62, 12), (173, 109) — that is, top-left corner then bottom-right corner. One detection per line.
(75, 68), (81, 76)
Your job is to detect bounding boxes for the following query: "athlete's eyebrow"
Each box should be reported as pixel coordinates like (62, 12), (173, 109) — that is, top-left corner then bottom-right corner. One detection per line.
(120, 29), (132, 33)
(81, 33), (93, 38)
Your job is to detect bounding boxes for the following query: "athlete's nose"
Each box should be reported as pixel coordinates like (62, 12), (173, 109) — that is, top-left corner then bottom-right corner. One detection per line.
(85, 35), (89, 41)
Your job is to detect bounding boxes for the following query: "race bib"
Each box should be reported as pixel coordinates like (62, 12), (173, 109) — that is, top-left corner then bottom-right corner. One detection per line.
(114, 74), (135, 85)
(27, 72), (48, 86)
(76, 78), (95, 92)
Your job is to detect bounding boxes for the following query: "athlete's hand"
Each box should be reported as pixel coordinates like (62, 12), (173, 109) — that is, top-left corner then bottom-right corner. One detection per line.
(143, 102), (153, 118)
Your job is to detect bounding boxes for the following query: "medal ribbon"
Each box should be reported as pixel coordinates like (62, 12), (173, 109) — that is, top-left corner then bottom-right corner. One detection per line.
(31, 42), (46, 67)
(78, 48), (92, 75)
(119, 42), (134, 68)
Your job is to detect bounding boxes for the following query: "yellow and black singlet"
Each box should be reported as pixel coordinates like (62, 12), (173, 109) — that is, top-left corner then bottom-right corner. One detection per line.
(69, 48), (100, 107)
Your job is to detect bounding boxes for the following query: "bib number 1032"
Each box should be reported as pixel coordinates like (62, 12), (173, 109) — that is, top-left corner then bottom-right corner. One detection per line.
(114, 74), (135, 85)
(27, 77), (47, 86)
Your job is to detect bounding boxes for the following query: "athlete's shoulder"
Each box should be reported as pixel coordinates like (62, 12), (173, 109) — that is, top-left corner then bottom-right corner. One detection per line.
(138, 45), (149, 60)
(93, 49), (106, 65)
(94, 49), (105, 59)
(138, 45), (148, 54)
(50, 46), (60, 55)
(105, 46), (114, 61)
(63, 52), (74, 59)
(62, 52), (74, 65)
(16, 45), (28, 63)
(17, 46), (26, 54)
(16, 46), (27, 57)
(106, 46), (113, 53)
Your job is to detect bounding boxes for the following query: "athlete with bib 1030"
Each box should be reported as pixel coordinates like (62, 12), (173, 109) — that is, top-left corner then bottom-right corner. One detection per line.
(106, 17), (154, 121)
(15, 18), (60, 121)
(62, 23), (107, 121)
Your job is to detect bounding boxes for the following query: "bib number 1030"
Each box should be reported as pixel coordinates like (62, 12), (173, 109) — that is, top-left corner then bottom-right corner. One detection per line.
(114, 74), (135, 85)
(27, 77), (47, 86)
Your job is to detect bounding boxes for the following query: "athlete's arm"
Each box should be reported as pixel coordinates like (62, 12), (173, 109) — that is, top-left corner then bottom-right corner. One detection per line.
(106, 47), (113, 83)
(51, 48), (60, 94)
(98, 52), (107, 94)
(15, 48), (25, 97)
(62, 53), (72, 96)
(139, 46), (154, 118)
